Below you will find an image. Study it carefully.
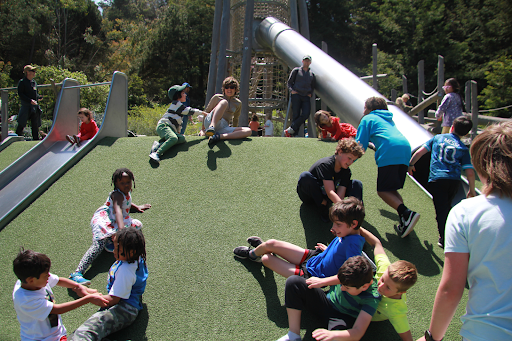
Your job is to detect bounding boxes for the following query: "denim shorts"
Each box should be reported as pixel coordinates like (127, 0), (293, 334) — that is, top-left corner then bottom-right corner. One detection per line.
(204, 112), (236, 134)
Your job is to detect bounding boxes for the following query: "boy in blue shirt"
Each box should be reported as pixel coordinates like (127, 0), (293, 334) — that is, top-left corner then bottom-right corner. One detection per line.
(408, 116), (476, 247)
(356, 96), (419, 238)
(233, 197), (365, 279)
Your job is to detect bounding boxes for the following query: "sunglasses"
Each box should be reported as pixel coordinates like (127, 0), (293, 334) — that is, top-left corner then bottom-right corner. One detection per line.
(225, 85), (236, 90)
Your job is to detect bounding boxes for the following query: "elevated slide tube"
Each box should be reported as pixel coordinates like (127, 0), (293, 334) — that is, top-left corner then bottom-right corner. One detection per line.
(0, 71), (128, 230)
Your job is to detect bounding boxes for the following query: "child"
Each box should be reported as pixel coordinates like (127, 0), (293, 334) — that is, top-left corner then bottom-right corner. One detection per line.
(69, 168), (151, 285)
(12, 248), (108, 341)
(249, 113), (261, 136)
(435, 78), (464, 134)
(418, 122), (512, 341)
(149, 84), (206, 163)
(307, 228), (418, 341)
(73, 227), (148, 341)
(264, 113), (274, 137)
(297, 138), (364, 221)
(66, 108), (99, 146)
(277, 255), (380, 341)
(409, 116), (476, 248)
(314, 110), (357, 141)
(356, 96), (419, 238)
(396, 94), (413, 114)
(233, 197), (366, 279)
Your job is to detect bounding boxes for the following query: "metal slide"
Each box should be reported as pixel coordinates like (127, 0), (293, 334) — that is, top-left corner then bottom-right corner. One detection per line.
(256, 17), (476, 202)
(0, 71), (128, 230)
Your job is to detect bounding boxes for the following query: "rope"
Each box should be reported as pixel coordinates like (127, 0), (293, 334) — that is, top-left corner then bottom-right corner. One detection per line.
(479, 104), (512, 113)
(422, 86), (438, 96)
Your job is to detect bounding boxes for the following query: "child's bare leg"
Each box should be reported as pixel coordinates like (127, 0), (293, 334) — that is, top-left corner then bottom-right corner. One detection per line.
(377, 190), (403, 210)
(287, 308), (302, 336)
(261, 254), (302, 278)
(207, 99), (228, 129)
(219, 127), (252, 140)
(253, 239), (306, 263)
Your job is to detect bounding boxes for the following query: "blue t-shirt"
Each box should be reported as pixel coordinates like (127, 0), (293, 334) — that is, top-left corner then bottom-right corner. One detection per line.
(306, 234), (365, 278)
(423, 133), (473, 182)
(107, 257), (148, 310)
(356, 110), (411, 167)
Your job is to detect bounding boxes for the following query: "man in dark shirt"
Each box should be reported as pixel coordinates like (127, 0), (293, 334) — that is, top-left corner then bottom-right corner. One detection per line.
(16, 65), (43, 140)
(285, 55), (316, 137)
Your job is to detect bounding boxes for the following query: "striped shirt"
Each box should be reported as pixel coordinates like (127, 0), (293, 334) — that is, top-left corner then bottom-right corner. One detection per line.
(158, 100), (200, 133)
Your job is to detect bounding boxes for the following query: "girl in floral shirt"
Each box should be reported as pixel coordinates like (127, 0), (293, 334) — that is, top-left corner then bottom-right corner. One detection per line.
(69, 168), (150, 285)
(436, 78), (464, 134)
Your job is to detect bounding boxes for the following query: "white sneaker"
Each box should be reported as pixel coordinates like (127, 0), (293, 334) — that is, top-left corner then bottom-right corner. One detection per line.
(151, 141), (160, 153)
(149, 152), (160, 163)
(276, 332), (301, 341)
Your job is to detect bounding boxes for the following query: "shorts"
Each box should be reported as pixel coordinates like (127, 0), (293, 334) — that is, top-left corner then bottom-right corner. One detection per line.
(204, 112), (236, 135)
(377, 164), (408, 192)
(295, 248), (323, 278)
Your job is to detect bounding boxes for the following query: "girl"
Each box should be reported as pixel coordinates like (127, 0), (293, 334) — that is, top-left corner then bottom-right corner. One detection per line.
(69, 168), (151, 285)
(314, 110), (357, 141)
(73, 227), (148, 340)
(249, 113), (261, 136)
(435, 78), (464, 134)
(66, 108), (99, 146)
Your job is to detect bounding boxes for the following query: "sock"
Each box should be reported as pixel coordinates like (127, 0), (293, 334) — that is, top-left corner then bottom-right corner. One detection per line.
(287, 331), (301, 341)
(397, 204), (407, 216)
(248, 250), (258, 260)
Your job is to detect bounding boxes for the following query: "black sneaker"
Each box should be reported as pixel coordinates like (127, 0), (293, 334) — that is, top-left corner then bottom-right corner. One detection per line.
(208, 132), (221, 146)
(397, 209), (420, 238)
(233, 246), (261, 262)
(247, 236), (263, 248)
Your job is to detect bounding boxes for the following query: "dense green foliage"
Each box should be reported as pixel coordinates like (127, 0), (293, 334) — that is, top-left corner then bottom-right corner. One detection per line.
(1, 0), (510, 116)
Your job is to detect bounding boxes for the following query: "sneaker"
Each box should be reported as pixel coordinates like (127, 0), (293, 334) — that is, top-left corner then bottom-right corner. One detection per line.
(247, 236), (263, 248)
(233, 246), (262, 262)
(397, 209), (420, 238)
(205, 126), (215, 137)
(104, 238), (114, 252)
(149, 152), (160, 163)
(276, 331), (301, 341)
(284, 127), (294, 137)
(69, 272), (91, 286)
(437, 237), (444, 248)
(65, 135), (74, 144)
(73, 135), (81, 146)
(208, 132), (221, 146)
(151, 141), (160, 153)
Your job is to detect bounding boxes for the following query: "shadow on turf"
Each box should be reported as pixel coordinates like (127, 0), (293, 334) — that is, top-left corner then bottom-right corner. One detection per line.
(299, 204), (334, 248)
(149, 139), (203, 168)
(206, 142), (231, 170)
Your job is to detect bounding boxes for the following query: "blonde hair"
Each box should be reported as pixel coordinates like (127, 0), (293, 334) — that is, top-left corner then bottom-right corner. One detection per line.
(387, 260), (418, 292)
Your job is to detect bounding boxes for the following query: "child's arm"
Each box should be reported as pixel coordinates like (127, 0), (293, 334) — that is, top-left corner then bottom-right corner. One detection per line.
(398, 330), (413, 341)
(359, 227), (385, 256)
(100, 294), (122, 307)
(58, 277), (98, 297)
(465, 168), (476, 198)
(111, 191), (126, 228)
(50, 279), (108, 314)
(323, 180), (343, 204)
(306, 275), (340, 288)
(131, 203), (151, 213)
(312, 310), (373, 341)
(408, 146), (428, 175)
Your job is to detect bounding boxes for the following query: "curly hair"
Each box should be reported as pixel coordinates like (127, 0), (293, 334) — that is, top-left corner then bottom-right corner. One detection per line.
(387, 260), (418, 292)
(335, 138), (365, 159)
(222, 76), (239, 95)
(78, 108), (93, 120)
(112, 168), (135, 190)
(364, 96), (388, 112)
(115, 227), (146, 264)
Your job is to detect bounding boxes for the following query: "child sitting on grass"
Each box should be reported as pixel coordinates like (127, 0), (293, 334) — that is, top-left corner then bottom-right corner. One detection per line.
(233, 197), (365, 279)
(408, 116), (475, 248)
(12, 248), (108, 341)
(308, 228), (418, 341)
(73, 227), (148, 341)
(314, 110), (357, 142)
(278, 255), (381, 341)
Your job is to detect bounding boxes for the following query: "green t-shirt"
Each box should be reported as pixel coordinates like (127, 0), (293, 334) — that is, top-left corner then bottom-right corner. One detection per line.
(327, 277), (381, 318)
(371, 253), (410, 334)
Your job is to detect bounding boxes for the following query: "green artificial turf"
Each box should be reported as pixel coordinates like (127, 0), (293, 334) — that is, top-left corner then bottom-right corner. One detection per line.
(0, 136), (471, 341)
(0, 140), (39, 172)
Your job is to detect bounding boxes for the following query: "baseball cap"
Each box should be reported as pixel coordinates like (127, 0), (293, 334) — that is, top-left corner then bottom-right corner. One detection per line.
(168, 84), (188, 100)
(302, 55), (312, 61)
(24, 65), (37, 72)
(182, 82), (192, 89)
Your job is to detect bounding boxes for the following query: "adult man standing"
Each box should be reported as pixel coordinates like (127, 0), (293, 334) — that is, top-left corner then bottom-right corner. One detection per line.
(16, 65), (43, 140)
(284, 55), (316, 137)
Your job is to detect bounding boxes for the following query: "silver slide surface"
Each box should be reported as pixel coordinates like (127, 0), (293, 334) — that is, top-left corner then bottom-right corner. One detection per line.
(0, 71), (128, 230)
(255, 17), (432, 151)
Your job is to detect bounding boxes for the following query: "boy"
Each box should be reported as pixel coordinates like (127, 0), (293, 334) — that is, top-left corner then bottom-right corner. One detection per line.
(149, 84), (206, 163)
(12, 248), (108, 341)
(356, 96), (419, 238)
(306, 228), (418, 341)
(297, 138), (364, 221)
(408, 116), (475, 248)
(233, 197), (365, 279)
(278, 255), (380, 341)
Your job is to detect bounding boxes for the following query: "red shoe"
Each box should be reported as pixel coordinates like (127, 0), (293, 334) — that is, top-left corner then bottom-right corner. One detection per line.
(284, 128), (293, 137)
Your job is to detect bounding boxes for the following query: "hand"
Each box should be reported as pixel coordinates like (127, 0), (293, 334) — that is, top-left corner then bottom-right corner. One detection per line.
(312, 328), (336, 341)
(291, 91), (298, 94)
(437, 116), (443, 122)
(72, 285), (96, 297)
(87, 293), (108, 307)
(467, 190), (476, 198)
(315, 243), (327, 251)
(31, 99), (38, 105)
(308, 94), (312, 97)
(408, 165), (415, 175)
(306, 277), (326, 289)
(138, 203), (151, 212)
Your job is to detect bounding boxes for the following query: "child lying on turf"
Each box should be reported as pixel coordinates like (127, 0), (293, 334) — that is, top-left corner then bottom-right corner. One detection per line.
(12, 248), (108, 341)
(307, 227), (418, 341)
(233, 197), (365, 279)
(278, 255), (381, 341)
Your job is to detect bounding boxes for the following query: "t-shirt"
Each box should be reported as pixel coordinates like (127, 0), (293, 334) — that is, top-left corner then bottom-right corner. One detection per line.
(12, 273), (67, 341)
(371, 254), (410, 334)
(423, 133), (473, 182)
(107, 257), (148, 311)
(308, 155), (352, 195)
(306, 234), (365, 278)
(328, 276), (381, 318)
(445, 194), (512, 341)
(264, 119), (273, 136)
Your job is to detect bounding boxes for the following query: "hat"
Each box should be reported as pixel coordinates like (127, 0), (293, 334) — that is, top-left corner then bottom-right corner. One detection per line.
(302, 55), (312, 61)
(182, 82), (192, 89)
(24, 65), (37, 72)
(168, 84), (188, 100)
